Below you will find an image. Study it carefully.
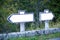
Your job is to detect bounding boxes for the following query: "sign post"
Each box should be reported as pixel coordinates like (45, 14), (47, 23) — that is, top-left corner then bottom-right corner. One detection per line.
(39, 9), (54, 30)
(44, 10), (49, 30)
(45, 20), (49, 30)
(7, 10), (34, 32)
(18, 10), (25, 32)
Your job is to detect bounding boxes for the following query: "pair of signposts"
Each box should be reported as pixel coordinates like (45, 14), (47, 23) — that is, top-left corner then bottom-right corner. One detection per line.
(7, 9), (54, 32)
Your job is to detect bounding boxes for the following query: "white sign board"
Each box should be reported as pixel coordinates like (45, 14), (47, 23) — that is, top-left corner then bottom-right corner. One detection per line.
(8, 14), (34, 23)
(39, 13), (54, 21)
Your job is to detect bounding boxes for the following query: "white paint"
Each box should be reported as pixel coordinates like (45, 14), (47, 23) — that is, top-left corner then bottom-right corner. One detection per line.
(20, 22), (25, 32)
(39, 9), (54, 30)
(44, 9), (49, 30)
(18, 10), (25, 15)
(18, 10), (25, 32)
(9, 14), (34, 23)
(40, 13), (54, 21)
(45, 20), (49, 30)
(7, 10), (34, 32)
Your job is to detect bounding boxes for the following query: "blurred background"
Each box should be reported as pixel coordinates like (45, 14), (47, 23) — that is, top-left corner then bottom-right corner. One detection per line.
(0, 0), (60, 33)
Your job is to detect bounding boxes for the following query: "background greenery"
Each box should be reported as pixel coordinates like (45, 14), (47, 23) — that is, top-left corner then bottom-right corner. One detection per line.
(0, 0), (60, 33)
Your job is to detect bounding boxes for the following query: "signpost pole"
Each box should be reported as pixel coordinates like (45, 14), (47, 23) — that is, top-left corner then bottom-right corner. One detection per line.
(20, 22), (25, 32)
(45, 20), (49, 30)
(7, 10), (34, 32)
(44, 9), (49, 30)
(18, 10), (25, 32)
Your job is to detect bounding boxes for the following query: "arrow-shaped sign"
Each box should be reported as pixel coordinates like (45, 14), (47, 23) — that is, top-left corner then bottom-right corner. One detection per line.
(7, 14), (34, 23)
(39, 9), (54, 30)
(39, 12), (54, 21)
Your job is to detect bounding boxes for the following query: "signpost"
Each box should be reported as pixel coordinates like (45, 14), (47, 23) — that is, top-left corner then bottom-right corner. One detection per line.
(7, 10), (34, 32)
(39, 9), (54, 30)
(18, 10), (25, 32)
(7, 9), (54, 32)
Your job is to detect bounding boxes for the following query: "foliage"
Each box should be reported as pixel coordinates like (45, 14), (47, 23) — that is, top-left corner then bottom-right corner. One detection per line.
(9, 32), (60, 40)
(0, 0), (60, 33)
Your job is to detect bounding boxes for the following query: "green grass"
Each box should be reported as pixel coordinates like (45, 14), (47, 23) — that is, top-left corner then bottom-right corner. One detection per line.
(39, 22), (60, 29)
(7, 22), (60, 40)
(50, 22), (60, 28)
(24, 22), (60, 31)
(8, 32), (60, 40)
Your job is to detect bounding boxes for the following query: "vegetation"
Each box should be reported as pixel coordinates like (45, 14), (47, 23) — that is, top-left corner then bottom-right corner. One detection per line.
(8, 32), (60, 40)
(0, 0), (60, 33)
(50, 22), (60, 28)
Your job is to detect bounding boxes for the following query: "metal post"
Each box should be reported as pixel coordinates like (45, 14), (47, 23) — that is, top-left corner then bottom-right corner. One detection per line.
(18, 10), (25, 32)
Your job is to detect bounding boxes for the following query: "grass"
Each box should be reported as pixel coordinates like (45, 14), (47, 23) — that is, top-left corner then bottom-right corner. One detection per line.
(24, 22), (60, 31)
(50, 22), (60, 28)
(8, 32), (60, 40)
(39, 22), (60, 29)
(6, 22), (60, 40)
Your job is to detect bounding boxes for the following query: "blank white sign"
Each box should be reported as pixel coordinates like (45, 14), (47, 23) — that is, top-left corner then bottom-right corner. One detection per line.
(8, 14), (34, 23)
(39, 13), (54, 21)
